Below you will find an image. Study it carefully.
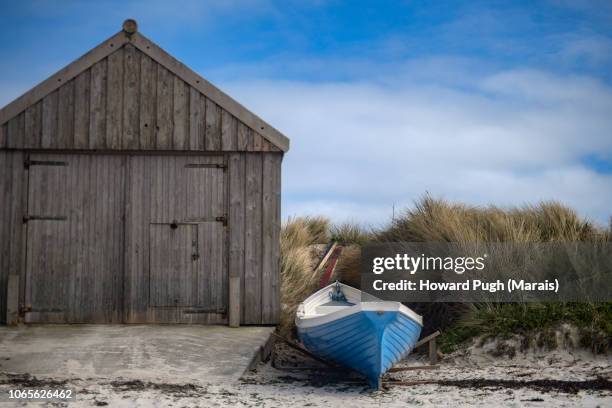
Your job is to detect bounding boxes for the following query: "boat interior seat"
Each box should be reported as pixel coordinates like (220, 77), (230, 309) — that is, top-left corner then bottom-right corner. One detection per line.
(314, 300), (354, 315)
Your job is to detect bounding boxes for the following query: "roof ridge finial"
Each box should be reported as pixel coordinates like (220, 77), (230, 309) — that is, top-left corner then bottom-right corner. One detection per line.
(122, 19), (138, 35)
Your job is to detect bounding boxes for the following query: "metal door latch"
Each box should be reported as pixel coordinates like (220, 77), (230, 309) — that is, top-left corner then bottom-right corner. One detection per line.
(19, 304), (32, 314)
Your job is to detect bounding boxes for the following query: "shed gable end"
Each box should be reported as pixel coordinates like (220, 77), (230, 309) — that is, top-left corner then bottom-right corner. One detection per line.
(0, 31), (287, 152)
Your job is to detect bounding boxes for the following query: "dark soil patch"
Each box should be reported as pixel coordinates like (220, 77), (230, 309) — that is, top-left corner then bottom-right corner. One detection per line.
(271, 342), (329, 370)
(241, 373), (366, 389)
(438, 377), (612, 394)
(0, 373), (68, 388)
(108, 379), (203, 397)
(386, 377), (612, 394)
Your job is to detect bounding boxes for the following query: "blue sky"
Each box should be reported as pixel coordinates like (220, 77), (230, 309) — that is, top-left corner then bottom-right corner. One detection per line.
(1, 1), (611, 226)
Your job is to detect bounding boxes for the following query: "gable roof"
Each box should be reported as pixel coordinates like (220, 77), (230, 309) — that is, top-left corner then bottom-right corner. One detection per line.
(0, 21), (289, 152)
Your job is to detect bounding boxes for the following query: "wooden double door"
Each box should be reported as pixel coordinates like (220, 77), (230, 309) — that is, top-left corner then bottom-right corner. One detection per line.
(23, 153), (227, 323)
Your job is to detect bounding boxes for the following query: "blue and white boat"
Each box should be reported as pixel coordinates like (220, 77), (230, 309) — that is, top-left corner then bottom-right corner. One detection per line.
(296, 281), (423, 388)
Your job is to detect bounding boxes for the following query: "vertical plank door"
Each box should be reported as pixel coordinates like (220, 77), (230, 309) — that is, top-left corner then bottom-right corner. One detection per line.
(24, 153), (125, 323)
(144, 155), (227, 322)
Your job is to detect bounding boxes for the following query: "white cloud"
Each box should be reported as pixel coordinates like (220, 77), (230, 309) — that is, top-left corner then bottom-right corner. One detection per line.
(222, 67), (612, 226)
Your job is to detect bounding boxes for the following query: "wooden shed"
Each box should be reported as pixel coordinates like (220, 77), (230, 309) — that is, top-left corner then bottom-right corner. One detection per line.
(0, 20), (289, 326)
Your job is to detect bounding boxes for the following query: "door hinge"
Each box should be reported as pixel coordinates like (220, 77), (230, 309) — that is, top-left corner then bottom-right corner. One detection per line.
(215, 216), (228, 226)
(24, 160), (68, 169)
(23, 215), (68, 223)
(183, 307), (227, 314)
(185, 163), (226, 170)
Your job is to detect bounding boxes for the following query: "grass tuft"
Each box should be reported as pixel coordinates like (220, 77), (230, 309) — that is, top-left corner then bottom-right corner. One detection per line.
(378, 195), (598, 243)
(279, 216), (331, 337)
(330, 222), (373, 246)
(438, 303), (612, 353)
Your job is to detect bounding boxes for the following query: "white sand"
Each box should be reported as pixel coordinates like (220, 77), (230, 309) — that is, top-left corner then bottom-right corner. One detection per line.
(1, 336), (610, 407)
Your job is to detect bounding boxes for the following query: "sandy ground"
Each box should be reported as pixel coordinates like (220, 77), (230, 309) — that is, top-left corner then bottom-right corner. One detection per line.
(0, 336), (610, 408)
(0, 325), (274, 384)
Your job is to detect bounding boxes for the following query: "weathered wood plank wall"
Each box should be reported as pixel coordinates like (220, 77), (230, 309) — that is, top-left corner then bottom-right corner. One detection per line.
(0, 153), (281, 325)
(229, 152), (282, 324)
(1, 45), (278, 153)
(0, 152), (25, 324)
(262, 153), (282, 322)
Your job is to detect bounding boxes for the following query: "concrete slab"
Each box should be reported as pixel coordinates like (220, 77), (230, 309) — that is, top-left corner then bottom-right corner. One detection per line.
(0, 325), (273, 384)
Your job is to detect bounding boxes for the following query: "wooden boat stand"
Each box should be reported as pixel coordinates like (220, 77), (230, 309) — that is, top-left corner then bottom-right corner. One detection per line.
(271, 330), (442, 374)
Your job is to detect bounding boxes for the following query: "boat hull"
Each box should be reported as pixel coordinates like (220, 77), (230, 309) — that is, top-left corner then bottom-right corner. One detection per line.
(297, 308), (422, 388)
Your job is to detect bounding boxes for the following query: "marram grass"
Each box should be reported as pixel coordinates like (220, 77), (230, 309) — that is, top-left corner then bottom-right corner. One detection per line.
(279, 196), (611, 351)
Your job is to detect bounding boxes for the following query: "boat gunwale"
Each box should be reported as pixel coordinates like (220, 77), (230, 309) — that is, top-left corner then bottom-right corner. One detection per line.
(295, 282), (423, 329)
